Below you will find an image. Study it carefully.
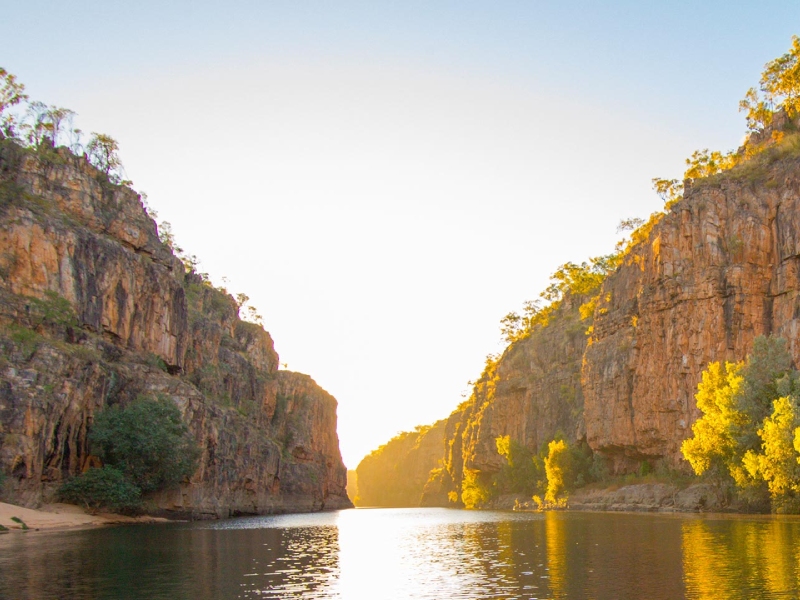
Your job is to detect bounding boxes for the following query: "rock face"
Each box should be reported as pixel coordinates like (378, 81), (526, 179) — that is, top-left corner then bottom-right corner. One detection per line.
(362, 138), (800, 506)
(584, 154), (800, 471)
(0, 141), (351, 515)
(355, 420), (446, 507)
(459, 298), (587, 475)
(362, 297), (590, 508)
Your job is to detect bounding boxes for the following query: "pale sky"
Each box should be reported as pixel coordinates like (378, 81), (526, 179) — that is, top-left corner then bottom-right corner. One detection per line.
(3, 2), (799, 467)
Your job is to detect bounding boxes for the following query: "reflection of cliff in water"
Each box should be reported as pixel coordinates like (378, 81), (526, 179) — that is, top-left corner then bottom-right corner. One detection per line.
(0, 521), (341, 600)
(5, 510), (800, 599)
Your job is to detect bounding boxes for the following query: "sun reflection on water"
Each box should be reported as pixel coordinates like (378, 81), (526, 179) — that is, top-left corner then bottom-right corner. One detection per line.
(4, 509), (800, 599)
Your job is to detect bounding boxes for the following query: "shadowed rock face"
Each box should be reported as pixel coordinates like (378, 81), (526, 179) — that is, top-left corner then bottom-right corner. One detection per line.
(0, 143), (351, 515)
(583, 156), (800, 471)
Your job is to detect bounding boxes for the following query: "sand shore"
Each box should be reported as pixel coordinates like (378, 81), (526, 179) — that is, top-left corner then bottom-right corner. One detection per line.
(0, 501), (169, 533)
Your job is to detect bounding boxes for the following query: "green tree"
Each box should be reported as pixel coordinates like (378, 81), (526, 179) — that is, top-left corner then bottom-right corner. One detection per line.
(58, 466), (141, 513)
(495, 435), (541, 495)
(90, 396), (200, 493)
(736, 336), (796, 448)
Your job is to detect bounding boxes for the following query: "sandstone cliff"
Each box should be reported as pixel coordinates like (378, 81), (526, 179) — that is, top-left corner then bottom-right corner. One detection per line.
(360, 295), (590, 508)
(0, 140), (351, 516)
(355, 420), (446, 507)
(362, 126), (800, 507)
(584, 149), (800, 472)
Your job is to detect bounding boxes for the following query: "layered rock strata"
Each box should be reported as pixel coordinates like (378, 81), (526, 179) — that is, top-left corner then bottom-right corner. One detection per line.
(0, 142), (351, 515)
(584, 154), (800, 471)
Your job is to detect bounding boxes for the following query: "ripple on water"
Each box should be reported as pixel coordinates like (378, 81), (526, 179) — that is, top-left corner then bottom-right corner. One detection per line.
(2, 509), (800, 599)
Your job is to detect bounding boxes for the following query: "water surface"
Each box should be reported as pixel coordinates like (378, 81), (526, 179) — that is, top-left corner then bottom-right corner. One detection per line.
(1, 508), (800, 599)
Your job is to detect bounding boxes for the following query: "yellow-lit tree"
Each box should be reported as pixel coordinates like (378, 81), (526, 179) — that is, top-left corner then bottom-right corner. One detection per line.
(743, 397), (800, 512)
(681, 361), (746, 480)
(544, 439), (571, 505)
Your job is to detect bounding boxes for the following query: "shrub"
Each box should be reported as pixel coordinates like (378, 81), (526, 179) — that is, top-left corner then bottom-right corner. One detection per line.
(90, 396), (200, 493)
(58, 466), (142, 513)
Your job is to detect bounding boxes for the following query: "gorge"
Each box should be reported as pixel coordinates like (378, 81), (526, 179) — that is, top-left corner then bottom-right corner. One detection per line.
(356, 116), (800, 510)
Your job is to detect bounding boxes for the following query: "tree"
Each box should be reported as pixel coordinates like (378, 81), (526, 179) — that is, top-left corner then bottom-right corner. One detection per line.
(87, 132), (122, 180)
(758, 35), (800, 117)
(681, 361), (746, 480)
(544, 439), (571, 504)
(740, 36), (800, 130)
(58, 466), (141, 513)
(0, 67), (28, 138)
(495, 435), (541, 495)
(21, 100), (51, 147)
(683, 149), (739, 181)
(743, 397), (800, 512)
(45, 106), (76, 147)
(90, 395), (200, 493)
(736, 336), (797, 452)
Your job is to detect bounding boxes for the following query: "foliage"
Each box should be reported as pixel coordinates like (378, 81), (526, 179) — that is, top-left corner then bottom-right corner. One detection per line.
(0, 68), (28, 138)
(58, 466), (142, 513)
(495, 435), (543, 496)
(87, 133), (124, 182)
(681, 361), (746, 480)
(544, 439), (571, 504)
(682, 336), (800, 512)
(500, 254), (619, 344)
(144, 352), (169, 372)
(461, 468), (492, 509)
(742, 35), (800, 128)
(28, 290), (78, 330)
(648, 36), (800, 225)
(5, 324), (41, 356)
(0, 67), (125, 184)
(90, 395), (200, 493)
(651, 178), (683, 207)
(742, 397), (800, 512)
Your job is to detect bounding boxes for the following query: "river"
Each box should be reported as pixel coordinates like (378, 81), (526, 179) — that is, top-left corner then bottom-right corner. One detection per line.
(1, 508), (799, 599)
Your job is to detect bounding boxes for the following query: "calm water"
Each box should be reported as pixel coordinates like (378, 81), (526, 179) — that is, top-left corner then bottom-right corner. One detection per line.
(2, 508), (800, 599)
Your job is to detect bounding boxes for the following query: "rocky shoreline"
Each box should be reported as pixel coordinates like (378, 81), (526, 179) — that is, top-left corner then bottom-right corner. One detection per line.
(486, 482), (743, 513)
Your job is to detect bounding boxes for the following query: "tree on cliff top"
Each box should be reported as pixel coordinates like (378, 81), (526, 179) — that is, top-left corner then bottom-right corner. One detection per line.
(742, 35), (800, 130)
(0, 68), (28, 138)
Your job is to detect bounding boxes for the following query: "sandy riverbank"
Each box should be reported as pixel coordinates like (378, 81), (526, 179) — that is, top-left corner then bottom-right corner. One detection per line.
(0, 502), (169, 533)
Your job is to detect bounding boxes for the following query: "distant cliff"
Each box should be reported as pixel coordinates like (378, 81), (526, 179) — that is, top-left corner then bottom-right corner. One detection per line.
(0, 140), (351, 516)
(354, 420), (445, 507)
(357, 120), (800, 508)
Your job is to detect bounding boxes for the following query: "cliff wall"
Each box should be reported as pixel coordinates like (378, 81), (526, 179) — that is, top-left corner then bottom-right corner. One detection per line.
(583, 153), (800, 471)
(0, 141), (350, 515)
(355, 420), (446, 507)
(361, 136), (800, 505)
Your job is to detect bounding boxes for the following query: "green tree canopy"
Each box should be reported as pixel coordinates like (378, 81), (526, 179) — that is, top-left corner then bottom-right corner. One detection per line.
(90, 395), (200, 493)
